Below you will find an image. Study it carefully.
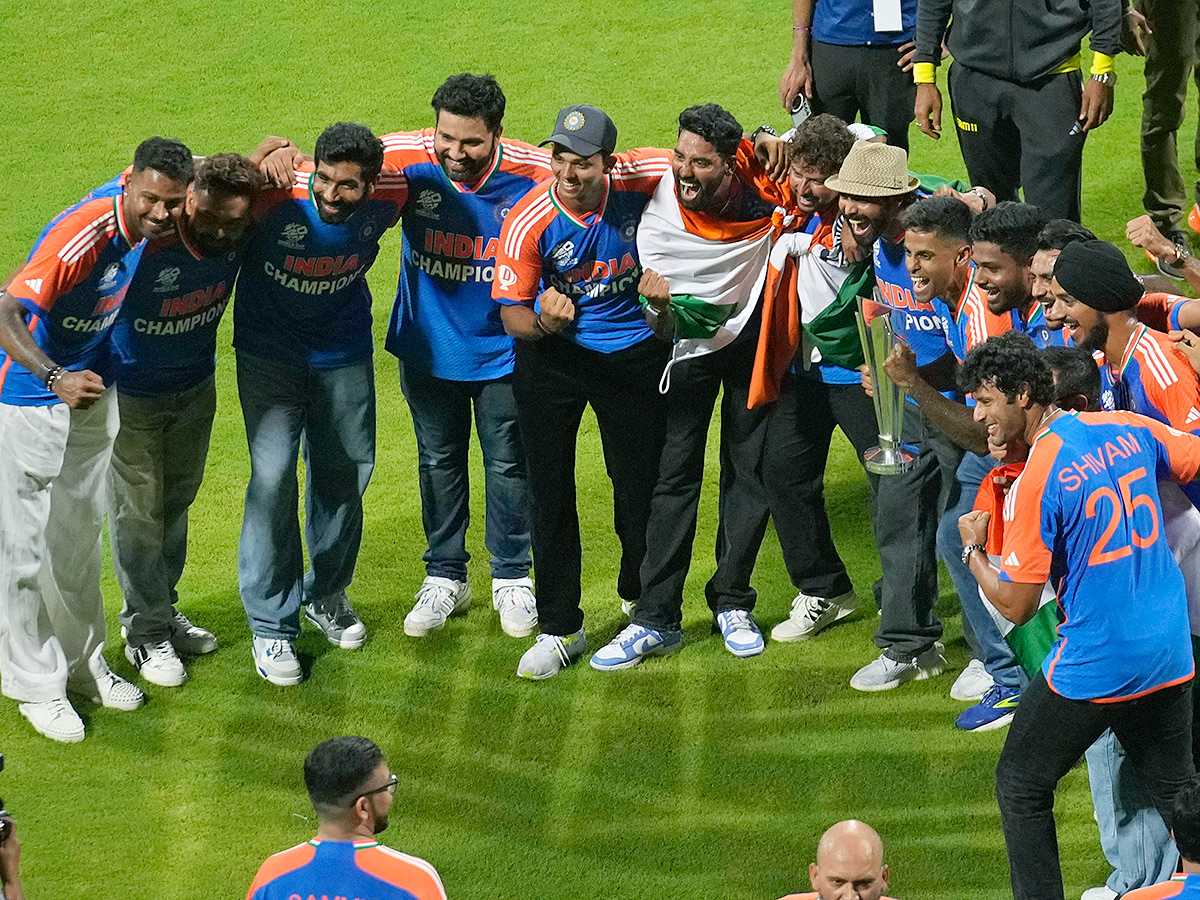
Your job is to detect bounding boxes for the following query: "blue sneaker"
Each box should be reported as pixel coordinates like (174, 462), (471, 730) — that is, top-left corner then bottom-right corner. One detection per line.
(955, 684), (1020, 732)
(714, 610), (765, 658)
(590, 623), (682, 670)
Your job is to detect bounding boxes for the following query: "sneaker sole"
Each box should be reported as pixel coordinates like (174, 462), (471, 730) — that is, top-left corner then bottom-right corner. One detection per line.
(124, 645), (187, 688)
(404, 599), (471, 637)
(725, 642), (765, 658)
(771, 606), (857, 642)
(500, 620), (538, 639)
(949, 680), (993, 703)
(517, 667), (562, 681)
(303, 610), (367, 649)
(958, 711), (1015, 732)
(252, 649), (302, 686)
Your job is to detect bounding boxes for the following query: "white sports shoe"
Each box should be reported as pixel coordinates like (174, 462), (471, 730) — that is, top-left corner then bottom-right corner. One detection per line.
(850, 642), (947, 692)
(950, 658), (994, 702)
(252, 636), (302, 686)
(1080, 888), (1118, 900)
(492, 577), (537, 638)
(771, 590), (856, 642)
(19, 697), (85, 743)
(126, 639), (188, 687)
(68, 662), (145, 711)
(517, 630), (588, 680)
(404, 576), (471, 637)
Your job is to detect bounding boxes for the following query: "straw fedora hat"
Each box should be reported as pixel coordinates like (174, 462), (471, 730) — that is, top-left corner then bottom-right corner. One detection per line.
(825, 142), (920, 197)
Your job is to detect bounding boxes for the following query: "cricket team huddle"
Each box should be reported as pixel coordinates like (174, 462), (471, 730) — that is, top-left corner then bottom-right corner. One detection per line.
(6, 66), (1200, 900)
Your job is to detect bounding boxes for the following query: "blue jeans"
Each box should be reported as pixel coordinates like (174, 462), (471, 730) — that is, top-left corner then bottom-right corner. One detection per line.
(398, 363), (531, 581)
(1086, 729), (1178, 894)
(937, 450), (1025, 689)
(236, 351), (375, 639)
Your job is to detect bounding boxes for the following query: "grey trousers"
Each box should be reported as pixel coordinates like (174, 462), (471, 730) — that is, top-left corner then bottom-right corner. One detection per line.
(108, 378), (216, 646)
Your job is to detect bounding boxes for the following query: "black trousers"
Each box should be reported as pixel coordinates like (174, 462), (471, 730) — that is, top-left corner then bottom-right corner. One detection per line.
(948, 62), (1086, 221)
(763, 373), (879, 599)
(635, 328), (770, 631)
(996, 672), (1194, 900)
(811, 40), (917, 152)
(513, 335), (669, 636)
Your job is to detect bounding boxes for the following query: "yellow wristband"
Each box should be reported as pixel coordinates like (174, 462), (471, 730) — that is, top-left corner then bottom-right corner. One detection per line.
(1090, 52), (1115, 75)
(914, 62), (936, 85)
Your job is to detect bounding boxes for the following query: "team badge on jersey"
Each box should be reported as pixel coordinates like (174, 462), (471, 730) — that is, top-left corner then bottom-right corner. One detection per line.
(416, 189), (442, 219)
(550, 240), (577, 267)
(98, 263), (120, 291)
(278, 223), (308, 250)
(154, 267), (181, 293)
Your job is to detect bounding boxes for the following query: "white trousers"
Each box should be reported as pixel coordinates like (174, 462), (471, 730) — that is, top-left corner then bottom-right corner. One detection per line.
(0, 391), (117, 702)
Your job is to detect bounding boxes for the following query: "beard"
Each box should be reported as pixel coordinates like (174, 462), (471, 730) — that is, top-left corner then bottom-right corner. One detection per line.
(1081, 317), (1109, 353)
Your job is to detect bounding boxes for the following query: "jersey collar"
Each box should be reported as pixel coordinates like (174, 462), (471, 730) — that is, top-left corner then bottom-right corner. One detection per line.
(1115, 323), (1149, 378)
(174, 217), (204, 261)
(113, 194), (137, 248)
(446, 144), (502, 195)
(550, 177), (609, 227)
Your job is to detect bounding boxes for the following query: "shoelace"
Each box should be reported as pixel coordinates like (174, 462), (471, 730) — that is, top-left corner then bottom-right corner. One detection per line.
(721, 610), (753, 631)
(533, 633), (571, 666)
(613, 623), (650, 646)
(145, 639), (176, 659)
(266, 639), (296, 661)
(414, 585), (456, 615)
(495, 586), (535, 614)
(796, 594), (831, 618)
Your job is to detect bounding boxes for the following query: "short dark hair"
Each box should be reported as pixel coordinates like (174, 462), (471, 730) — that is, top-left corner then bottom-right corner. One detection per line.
(1044, 346), (1100, 410)
(902, 196), (973, 244)
(1173, 775), (1200, 863)
(133, 137), (194, 184)
(1036, 219), (1098, 253)
(304, 736), (384, 811)
(193, 153), (267, 201)
(788, 113), (855, 177)
(969, 201), (1049, 264)
(314, 122), (384, 184)
(432, 73), (506, 133)
(677, 104), (743, 161)
(958, 331), (1055, 405)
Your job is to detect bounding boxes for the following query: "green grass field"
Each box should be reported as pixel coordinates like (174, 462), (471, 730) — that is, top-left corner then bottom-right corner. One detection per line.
(1, 1), (1197, 897)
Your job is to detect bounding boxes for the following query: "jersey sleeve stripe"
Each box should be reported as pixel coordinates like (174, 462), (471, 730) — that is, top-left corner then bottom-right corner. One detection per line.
(502, 193), (556, 257)
(58, 211), (117, 264)
(1141, 337), (1181, 389)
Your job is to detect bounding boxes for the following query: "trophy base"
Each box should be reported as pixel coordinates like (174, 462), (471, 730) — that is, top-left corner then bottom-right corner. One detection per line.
(864, 444), (919, 475)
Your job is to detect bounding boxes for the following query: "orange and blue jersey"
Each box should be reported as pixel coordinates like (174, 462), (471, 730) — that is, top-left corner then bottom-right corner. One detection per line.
(86, 173), (241, 396)
(381, 130), (552, 381)
(1, 191), (144, 406)
(493, 149), (671, 353)
(234, 164), (407, 369)
(1123, 872), (1192, 900)
(246, 839), (446, 900)
(1137, 291), (1194, 335)
(999, 409), (1200, 700)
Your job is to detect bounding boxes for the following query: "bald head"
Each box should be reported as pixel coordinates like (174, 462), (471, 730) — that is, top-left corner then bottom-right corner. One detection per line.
(809, 820), (888, 900)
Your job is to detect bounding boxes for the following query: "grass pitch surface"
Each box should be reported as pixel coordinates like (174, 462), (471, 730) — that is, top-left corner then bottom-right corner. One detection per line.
(0, 1), (1196, 897)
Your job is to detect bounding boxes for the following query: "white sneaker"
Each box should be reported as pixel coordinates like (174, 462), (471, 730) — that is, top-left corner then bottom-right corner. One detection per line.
(1080, 888), (1118, 900)
(252, 636), (302, 686)
(850, 642), (947, 692)
(304, 591), (367, 649)
(517, 630), (587, 680)
(714, 609), (765, 657)
(950, 658), (994, 702)
(68, 663), (145, 711)
(405, 577), (471, 636)
(19, 698), (84, 743)
(126, 639), (188, 687)
(492, 577), (537, 638)
(771, 590), (856, 642)
(168, 610), (218, 655)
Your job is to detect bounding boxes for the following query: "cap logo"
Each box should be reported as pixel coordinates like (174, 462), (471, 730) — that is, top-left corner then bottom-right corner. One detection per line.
(564, 111), (585, 131)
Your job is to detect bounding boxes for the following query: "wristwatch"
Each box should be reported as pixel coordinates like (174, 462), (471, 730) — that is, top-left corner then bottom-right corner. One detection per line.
(961, 543), (985, 566)
(1089, 71), (1117, 87)
(1173, 243), (1193, 266)
(750, 124), (778, 143)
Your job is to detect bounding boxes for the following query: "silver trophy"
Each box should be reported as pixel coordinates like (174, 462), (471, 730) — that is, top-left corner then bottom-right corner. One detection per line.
(855, 293), (918, 475)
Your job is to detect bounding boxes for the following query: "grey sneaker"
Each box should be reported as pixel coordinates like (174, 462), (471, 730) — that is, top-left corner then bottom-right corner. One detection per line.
(404, 577), (470, 637)
(517, 630), (588, 680)
(771, 590), (856, 642)
(850, 642), (946, 692)
(950, 657), (994, 702)
(492, 577), (537, 638)
(252, 636), (302, 686)
(304, 591), (367, 649)
(168, 610), (217, 655)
